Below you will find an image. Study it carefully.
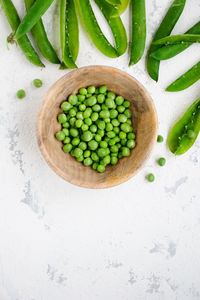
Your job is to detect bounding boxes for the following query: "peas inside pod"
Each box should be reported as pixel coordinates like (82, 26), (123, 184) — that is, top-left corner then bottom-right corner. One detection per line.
(55, 85), (136, 172)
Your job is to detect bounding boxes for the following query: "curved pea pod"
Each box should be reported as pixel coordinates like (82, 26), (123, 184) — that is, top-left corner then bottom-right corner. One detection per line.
(60, 0), (78, 69)
(15, 0), (55, 40)
(129, 0), (146, 65)
(107, 0), (130, 18)
(0, 0), (44, 67)
(151, 21), (200, 61)
(166, 61), (200, 92)
(24, 0), (60, 64)
(94, 0), (127, 55)
(147, 0), (186, 82)
(168, 98), (200, 155)
(75, 0), (119, 58)
(153, 34), (200, 46)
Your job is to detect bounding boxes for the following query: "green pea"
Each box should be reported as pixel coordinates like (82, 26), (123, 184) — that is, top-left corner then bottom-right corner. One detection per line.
(62, 128), (69, 136)
(100, 110), (110, 119)
(88, 140), (98, 150)
(62, 121), (70, 128)
(17, 89), (26, 99)
(79, 104), (86, 111)
(61, 101), (72, 112)
(74, 148), (83, 158)
(97, 164), (105, 173)
(87, 85), (96, 94)
(112, 119), (120, 127)
(86, 93), (92, 98)
(91, 152), (99, 162)
(110, 109), (118, 119)
(111, 152), (118, 157)
(114, 136), (120, 143)
(97, 120), (106, 130)
(121, 147), (130, 157)
(95, 88), (99, 94)
(147, 173), (155, 182)
(56, 131), (65, 141)
(104, 118), (110, 123)
(106, 123), (113, 131)
(101, 104), (109, 111)
(105, 98), (115, 108)
(68, 94), (78, 105)
(70, 128), (79, 137)
(99, 85), (107, 94)
(63, 144), (72, 152)
(79, 88), (87, 95)
(72, 137), (80, 146)
(85, 118), (92, 126)
(128, 132), (136, 139)
(118, 114), (127, 123)
(93, 104), (101, 112)
(83, 108), (92, 118)
(76, 112), (84, 119)
(77, 94), (85, 102)
(123, 100), (130, 108)
(69, 108), (76, 117)
(93, 162), (98, 170)
(69, 117), (76, 126)
(157, 135), (164, 143)
(158, 157), (166, 166)
(79, 142), (87, 150)
(121, 139), (127, 146)
(127, 139), (136, 149)
(97, 148), (107, 158)
(187, 129), (196, 139)
(118, 152), (123, 158)
(90, 124), (97, 133)
(100, 141), (108, 148)
(81, 131), (93, 141)
(117, 105), (125, 113)
(104, 137), (110, 143)
(85, 96), (97, 106)
(91, 112), (99, 121)
(124, 109), (132, 118)
(84, 150), (91, 158)
(121, 123), (131, 133)
(103, 155), (110, 165)
(110, 145), (118, 153)
(107, 131), (115, 138)
(75, 119), (83, 128)
(33, 78), (42, 88)
(109, 139), (115, 146)
(97, 129), (105, 137)
(119, 131), (126, 139)
(58, 113), (67, 123)
(77, 155), (84, 162)
(95, 134), (102, 142)
(97, 94), (105, 103)
(111, 156), (118, 165)
(81, 124), (89, 131)
(107, 91), (116, 100)
(115, 96), (124, 105)
(84, 157), (93, 166)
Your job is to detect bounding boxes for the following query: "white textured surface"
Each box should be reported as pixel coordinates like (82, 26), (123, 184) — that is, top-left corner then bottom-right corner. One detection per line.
(0, 0), (200, 299)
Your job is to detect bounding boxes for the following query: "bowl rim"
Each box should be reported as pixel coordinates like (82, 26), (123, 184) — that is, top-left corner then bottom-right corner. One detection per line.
(36, 65), (158, 189)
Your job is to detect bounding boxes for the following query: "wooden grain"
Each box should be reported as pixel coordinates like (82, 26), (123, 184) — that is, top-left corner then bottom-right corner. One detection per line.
(36, 66), (158, 189)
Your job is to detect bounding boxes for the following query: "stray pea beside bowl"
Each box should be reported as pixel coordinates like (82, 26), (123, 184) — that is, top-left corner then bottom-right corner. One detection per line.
(36, 66), (158, 189)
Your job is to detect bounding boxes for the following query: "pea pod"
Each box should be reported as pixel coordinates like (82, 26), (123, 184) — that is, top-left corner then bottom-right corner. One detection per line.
(94, 0), (127, 55)
(75, 0), (119, 58)
(24, 0), (60, 64)
(153, 34), (200, 46)
(129, 0), (146, 65)
(150, 21), (200, 61)
(60, 0), (78, 69)
(0, 0), (44, 67)
(168, 98), (200, 155)
(15, 0), (54, 40)
(108, 0), (130, 18)
(166, 61), (200, 92)
(147, 0), (186, 82)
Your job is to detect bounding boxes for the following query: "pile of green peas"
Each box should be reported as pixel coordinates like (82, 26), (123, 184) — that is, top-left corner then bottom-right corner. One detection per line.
(55, 85), (136, 173)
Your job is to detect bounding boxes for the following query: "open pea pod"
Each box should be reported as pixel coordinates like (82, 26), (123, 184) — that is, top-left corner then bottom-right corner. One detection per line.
(168, 98), (200, 155)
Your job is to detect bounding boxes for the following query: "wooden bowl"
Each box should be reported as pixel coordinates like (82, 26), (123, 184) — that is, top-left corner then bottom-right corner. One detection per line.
(36, 66), (157, 189)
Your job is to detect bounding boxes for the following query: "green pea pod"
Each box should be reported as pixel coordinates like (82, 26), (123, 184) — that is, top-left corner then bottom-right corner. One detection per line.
(151, 21), (200, 61)
(147, 0), (186, 82)
(168, 98), (200, 155)
(166, 61), (200, 92)
(153, 34), (200, 46)
(108, 0), (130, 17)
(15, 0), (54, 40)
(0, 0), (44, 67)
(24, 0), (60, 64)
(75, 0), (119, 58)
(129, 0), (146, 65)
(60, 0), (78, 69)
(94, 0), (127, 55)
